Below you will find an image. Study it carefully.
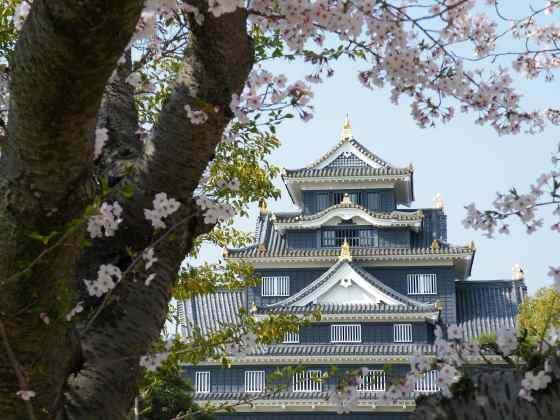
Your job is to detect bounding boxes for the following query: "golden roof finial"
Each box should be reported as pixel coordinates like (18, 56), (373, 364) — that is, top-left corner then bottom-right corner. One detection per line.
(223, 248), (229, 258)
(258, 243), (266, 253)
(431, 239), (440, 251)
(341, 193), (352, 205)
(340, 114), (353, 140)
(433, 193), (444, 210)
(512, 263), (525, 281)
(250, 301), (258, 314)
(258, 199), (268, 216)
(339, 239), (352, 262)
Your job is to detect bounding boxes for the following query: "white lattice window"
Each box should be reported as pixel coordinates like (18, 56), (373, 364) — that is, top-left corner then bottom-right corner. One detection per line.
(195, 371), (210, 394)
(331, 324), (362, 343)
(407, 274), (437, 295)
(261, 276), (290, 296)
(293, 370), (322, 392)
(357, 369), (386, 392)
(415, 370), (439, 394)
(393, 324), (412, 342)
(245, 370), (266, 393)
(283, 329), (300, 343)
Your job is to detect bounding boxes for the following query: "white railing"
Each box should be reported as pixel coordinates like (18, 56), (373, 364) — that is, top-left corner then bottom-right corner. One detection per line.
(331, 324), (362, 343)
(245, 370), (266, 393)
(407, 273), (437, 295)
(195, 371), (210, 394)
(415, 370), (439, 394)
(357, 370), (386, 392)
(293, 370), (322, 392)
(261, 276), (290, 297)
(393, 324), (412, 342)
(283, 329), (300, 343)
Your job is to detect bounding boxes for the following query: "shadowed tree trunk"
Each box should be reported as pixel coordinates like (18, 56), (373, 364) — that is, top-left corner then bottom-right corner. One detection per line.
(0, 1), (254, 419)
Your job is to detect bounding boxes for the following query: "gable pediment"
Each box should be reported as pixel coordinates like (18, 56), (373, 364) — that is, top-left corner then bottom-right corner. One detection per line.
(292, 262), (404, 306)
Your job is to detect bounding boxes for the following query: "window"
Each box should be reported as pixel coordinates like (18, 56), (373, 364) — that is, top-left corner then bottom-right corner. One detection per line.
(322, 228), (377, 248)
(195, 371), (210, 394)
(245, 370), (266, 393)
(293, 370), (322, 392)
(367, 192), (381, 210)
(357, 370), (386, 392)
(317, 193), (329, 211)
(283, 329), (300, 343)
(393, 324), (412, 343)
(331, 324), (362, 343)
(407, 274), (437, 295)
(415, 370), (439, 394)
(261, 276), (290, 297)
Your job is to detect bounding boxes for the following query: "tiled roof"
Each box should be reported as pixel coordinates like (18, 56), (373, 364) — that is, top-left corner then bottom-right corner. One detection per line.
(274, 203), (421, 224)
(249, 343), (435, 357)
(193, 391), (392, 401)
(455, 280), (526, 341)
(181, 291), (246, 336)
(304, 138), (394, 170)
(266, 260), (434, 310)
(228, 213), (473, 261)
(259, 303), (436, 315)
(283, 166), (412, 179)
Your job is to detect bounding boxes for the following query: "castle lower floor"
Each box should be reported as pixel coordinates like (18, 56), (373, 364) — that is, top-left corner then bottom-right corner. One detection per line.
(214, 413), (410, 420)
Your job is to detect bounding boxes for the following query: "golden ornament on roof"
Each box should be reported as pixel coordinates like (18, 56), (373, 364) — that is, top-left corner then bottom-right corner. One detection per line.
(258, 199), (268, 216)
(431, 239), (440, 251)
(258, 243), (266, 253)
(340, 114), (353, 140)
(512, 263), (525, 281)
(339, 239), (352, 262)
(341, 193), (352, 205)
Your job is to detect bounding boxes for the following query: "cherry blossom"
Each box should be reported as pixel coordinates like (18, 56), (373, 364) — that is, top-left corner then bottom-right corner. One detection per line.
(447, 325), (464, 340)
(145, 273), (156, 286)
(139, 351), (169, 372)
(83, 264), (122, 298)
(87, 202), (123, 239)
(65, 302), (84, 322)
(142, 247), (157, 270)
(16, 390), (36, 401)
(144, 192), (181, 229)
(185, 104), (208, 125)
(496, 328), (518, 356)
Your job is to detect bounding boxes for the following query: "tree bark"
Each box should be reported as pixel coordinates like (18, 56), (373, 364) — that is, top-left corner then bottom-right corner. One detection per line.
(65, 5), (254, 420)
(0, 1), (143, 418)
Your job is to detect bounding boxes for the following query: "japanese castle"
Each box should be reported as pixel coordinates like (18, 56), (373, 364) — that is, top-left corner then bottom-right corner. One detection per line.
(181, 117), (526, 419)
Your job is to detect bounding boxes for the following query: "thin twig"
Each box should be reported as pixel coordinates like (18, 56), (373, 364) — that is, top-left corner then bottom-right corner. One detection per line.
(0, 318), (38, 420)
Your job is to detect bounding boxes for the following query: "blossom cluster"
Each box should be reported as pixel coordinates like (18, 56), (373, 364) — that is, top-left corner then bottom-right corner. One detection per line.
(185, 104), (208, 125)
(519, 368), (552, 402)
(139, 351), (170, 372)
(142, 247), (158, 286)
(230, 70), (315, 123)
(65, 301), (84, 322)
(195, 193), (235, 224)
(144, 192), (181, 229)
(83, 264), (122, 298)
(87, 202), (123, 238)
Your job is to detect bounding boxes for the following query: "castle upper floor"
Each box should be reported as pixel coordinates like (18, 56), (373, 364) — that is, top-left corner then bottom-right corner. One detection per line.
(281, 118), (414, 213)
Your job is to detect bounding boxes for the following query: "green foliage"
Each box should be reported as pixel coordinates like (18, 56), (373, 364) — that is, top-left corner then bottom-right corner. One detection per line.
(0, 0), (19, 63)
(517, 287), (560, 341)
(136, 366), (213, 420)
(477, 332), (497, 347)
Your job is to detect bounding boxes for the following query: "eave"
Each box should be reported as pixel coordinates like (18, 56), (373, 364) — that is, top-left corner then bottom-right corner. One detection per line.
(273, 204), (422, 233)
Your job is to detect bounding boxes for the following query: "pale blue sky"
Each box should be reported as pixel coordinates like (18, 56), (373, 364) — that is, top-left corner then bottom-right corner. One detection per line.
(196, 50), (559, 295)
